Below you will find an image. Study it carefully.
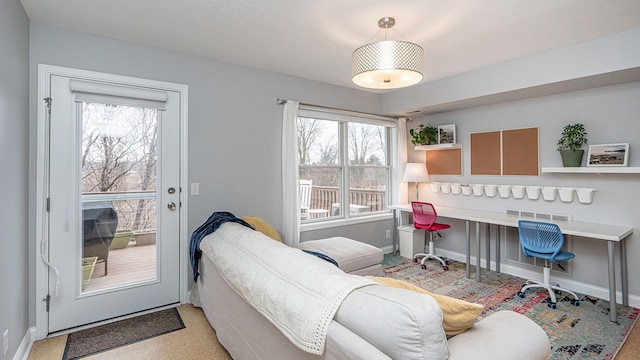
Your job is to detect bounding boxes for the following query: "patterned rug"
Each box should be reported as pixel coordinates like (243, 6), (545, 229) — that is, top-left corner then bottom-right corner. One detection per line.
(383, 254), (639, 360)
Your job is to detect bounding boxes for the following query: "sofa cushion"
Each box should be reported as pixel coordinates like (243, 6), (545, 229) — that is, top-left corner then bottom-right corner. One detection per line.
(367, 276), (484, 337)
(294, 237), (382, 274)
(447, 310), (551, 360)
(242, 216), (282, 241)
(335, 285), (449, 360)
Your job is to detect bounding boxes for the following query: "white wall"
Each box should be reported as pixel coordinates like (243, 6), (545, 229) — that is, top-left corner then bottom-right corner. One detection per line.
(406, 81), (640, 302)
(0, 0), (30, 358)
(27, 22), (385, 325)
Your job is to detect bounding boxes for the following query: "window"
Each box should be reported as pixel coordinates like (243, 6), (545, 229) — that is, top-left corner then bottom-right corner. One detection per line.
(297, 108), (396, 223)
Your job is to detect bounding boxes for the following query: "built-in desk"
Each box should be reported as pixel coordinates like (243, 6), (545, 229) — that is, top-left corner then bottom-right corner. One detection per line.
(389, 204), (632, 323)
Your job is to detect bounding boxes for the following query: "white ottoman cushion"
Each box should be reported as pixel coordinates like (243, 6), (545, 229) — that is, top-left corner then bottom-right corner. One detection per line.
(295, 237), (383, 275)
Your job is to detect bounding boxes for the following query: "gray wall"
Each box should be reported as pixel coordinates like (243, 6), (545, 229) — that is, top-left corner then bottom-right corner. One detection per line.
(27, 22), (383, 324)
(0, 0), (30, 358)
(406, 81), (640, 300)
(17, 12), (640, 339)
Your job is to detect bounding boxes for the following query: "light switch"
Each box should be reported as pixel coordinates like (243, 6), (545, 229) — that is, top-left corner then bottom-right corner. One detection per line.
(191, 183), (200, 196)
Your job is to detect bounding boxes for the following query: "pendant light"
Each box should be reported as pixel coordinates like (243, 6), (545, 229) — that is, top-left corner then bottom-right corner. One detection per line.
(352, 17), (424, 90)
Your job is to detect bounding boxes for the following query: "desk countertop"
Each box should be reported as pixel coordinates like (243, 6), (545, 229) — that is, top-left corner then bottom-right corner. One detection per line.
(389, 204), (633, 242)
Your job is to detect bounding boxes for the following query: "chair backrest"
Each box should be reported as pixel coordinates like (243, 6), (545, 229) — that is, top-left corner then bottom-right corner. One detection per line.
(411, 201), (437, 229)
(299, 179), (312, 210)
(518, 220), (564, 260)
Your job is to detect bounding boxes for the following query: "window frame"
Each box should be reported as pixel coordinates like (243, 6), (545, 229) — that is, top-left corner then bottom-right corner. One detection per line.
(297, 107), (397, 230)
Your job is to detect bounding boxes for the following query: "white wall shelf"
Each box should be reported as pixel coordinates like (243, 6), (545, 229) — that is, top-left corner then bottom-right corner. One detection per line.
(414, 143), (462, 151)
(541, 167), (640, 174)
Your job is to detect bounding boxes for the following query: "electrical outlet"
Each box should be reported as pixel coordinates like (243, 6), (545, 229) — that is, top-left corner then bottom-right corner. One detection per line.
(3, 329), (8, 356)
(386, 229), (391, 239)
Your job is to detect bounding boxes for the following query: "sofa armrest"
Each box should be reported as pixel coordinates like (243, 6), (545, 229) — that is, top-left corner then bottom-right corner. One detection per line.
(325, 321), (391, 360)
(447, 311), (550, 360)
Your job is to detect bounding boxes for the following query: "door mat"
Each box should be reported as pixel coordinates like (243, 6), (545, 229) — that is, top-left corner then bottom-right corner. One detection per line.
(62, 308), (185, 359)
(383, 254), (639, 360)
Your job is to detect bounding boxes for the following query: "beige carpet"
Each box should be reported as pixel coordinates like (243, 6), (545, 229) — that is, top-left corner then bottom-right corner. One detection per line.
(28, 305), (231, 360)
(28, 303), (640, 359)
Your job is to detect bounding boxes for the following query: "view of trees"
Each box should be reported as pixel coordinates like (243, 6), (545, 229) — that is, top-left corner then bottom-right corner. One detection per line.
(81, 102), (158, 231)
(297, 117), (387, 189)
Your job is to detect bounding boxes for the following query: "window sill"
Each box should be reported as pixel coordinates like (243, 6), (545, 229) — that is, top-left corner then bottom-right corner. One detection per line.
(300, 212), (393, 232)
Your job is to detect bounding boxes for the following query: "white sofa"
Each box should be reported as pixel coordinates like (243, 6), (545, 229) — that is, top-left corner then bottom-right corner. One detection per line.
(191, 222), (550, 360)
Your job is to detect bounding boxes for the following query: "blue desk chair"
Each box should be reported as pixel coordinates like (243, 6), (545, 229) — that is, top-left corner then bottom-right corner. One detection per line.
(516, 220), (580, 309)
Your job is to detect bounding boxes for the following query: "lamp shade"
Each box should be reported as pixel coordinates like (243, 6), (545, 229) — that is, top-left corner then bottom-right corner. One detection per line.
(352, 40), (424, 90)
(352, 17), (424, 90)
(403, 163), (429, 183)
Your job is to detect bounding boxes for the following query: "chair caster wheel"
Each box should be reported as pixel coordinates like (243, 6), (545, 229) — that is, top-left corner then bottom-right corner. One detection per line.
(548, 302), (557, 309)
(571, 299), (580, 306)
(445, 259), (450, 265)
(442, 265), (449, 271)
(421, 264), (427, 270)
(413, 258), (418, 263)
(517, 291), (525, 299)
(554, 289), (562, 295)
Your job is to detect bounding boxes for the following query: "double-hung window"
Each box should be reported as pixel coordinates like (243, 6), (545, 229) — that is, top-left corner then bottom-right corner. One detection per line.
(297, 107), (396, 223)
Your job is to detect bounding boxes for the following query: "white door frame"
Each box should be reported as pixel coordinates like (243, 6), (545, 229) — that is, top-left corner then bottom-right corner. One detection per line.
(35, 64), (189, 339)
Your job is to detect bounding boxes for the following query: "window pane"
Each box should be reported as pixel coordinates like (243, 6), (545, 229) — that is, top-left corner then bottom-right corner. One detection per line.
(349, 167), (388, 213)
(81, 102), (158, 194)
(348, 123), (387, 166)
(297, 117), (339, 166)
(299, 167), (341, 220)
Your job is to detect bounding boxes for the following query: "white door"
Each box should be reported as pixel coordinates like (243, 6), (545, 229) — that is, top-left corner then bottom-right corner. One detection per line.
(45, 72), (181, 333)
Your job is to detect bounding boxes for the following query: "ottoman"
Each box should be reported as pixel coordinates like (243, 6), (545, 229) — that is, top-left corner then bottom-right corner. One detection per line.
(295, 237), (384, 276)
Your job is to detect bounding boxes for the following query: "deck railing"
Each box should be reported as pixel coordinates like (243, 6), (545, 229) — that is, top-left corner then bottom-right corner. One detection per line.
(309, 185), (386, 214)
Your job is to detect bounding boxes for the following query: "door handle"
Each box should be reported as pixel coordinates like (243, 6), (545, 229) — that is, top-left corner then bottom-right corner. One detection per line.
(167, 202), (177, 210)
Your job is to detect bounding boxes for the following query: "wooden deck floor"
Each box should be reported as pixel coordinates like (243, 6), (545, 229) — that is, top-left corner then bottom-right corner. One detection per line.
(83, 242), (156, 292)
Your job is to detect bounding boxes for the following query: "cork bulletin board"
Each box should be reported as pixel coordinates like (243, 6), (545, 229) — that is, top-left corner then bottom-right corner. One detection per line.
(426, 148), (463, 175)
(470, 127), (539, 176)
(470, 131), (501, 175)
(502, 127), (539, 176)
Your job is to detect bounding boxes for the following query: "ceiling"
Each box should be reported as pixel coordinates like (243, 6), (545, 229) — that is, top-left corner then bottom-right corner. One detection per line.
(20, 0), (640, 92)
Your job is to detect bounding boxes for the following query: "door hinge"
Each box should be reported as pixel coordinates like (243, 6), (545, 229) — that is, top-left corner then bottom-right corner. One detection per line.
(43, 295), (50, 312)
(46, 198), (50, 212)
(43, 97), (52, 115)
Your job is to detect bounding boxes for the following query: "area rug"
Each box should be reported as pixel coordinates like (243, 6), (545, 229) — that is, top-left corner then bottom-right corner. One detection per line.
(383, 254), (639, 360)
(62, 308), (185, 359)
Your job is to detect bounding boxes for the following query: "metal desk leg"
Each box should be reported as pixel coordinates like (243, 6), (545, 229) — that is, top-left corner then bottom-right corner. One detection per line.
(621, 239), (628, 307)
(392, 209), (398, 254)
(607, 241), (617, 323)
(466, 220), (470, 279)
(476, 222), (481, 282)
(485, 224), (491, 271)
(496, 225), (501, 273)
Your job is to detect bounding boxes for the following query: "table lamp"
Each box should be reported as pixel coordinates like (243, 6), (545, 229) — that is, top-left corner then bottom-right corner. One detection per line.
(403, 163), (429, 200)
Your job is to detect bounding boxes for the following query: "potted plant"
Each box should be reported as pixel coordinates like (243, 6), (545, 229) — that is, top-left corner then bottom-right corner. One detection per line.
(556, 123), (588, 167)
(409, 124), (438, 145)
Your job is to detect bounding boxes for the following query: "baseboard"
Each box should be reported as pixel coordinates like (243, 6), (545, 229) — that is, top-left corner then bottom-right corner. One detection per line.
(380, 245), (394, 254)
(13, 327), (35, 360)
(435, 249), (640, 309)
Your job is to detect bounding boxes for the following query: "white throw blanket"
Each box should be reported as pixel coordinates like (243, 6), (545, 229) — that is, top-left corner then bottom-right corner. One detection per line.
(199, 222), (376, 355)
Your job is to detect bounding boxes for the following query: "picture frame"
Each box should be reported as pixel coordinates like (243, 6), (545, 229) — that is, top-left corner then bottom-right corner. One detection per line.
(586, 143), (629, 167)
(438, 124), (456, 144)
